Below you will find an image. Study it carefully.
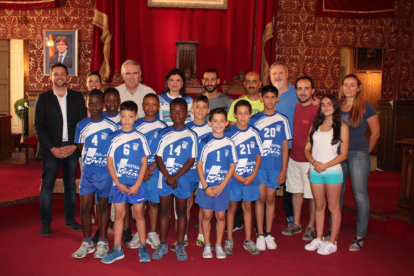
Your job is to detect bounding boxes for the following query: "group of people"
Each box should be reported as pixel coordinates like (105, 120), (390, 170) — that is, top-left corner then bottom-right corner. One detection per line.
(33, 59), (380, 263)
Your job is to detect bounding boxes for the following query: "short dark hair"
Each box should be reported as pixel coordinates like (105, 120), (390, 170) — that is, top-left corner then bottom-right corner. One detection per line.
(88, 89), (104, 102)
(170, 98), (188, 110)
(295, 76), (315, 89)
(87, 71), (102, 83)
(209, 108), (227, 122)
(234, 100), (252, 114)
(193, 94), (209, 105)
(143, 93), (159, 103)
(164, 68), (187, 97)
(203, 69), (219, 79)
(261, 85), (279, 97)
(50, 62), (68, 75)
(120, 100), (138, 114)
(104, 87), (120, 99)
(55, 36), (69, 46)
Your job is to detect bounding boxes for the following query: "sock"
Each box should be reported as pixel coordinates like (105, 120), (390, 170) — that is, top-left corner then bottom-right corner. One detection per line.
(140, 242), (146, 247)
(161, 241), (167, 245)
(265, 232), (272, 237)
(84, 237), (92, 245)
(257, 234), (264, 237)
(177, 241), (184, 246)
(98, 237), (107, 243)
(114, 244), (122, 252)
(184, 234), (188, 240)
(198, 234), (203, 238)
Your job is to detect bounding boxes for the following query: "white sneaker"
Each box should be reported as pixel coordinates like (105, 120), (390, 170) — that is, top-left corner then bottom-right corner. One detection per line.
(305, 238), (324, 251)
(317, 241), (337, 255)
(128, 233), (140, 249)
(215, 245), (226, 259)
(203, 245), (213, 258)
(264, 235), (277, 250)
(146, 232), (160, 249)
(256, 235), (266, 251)
(72, 241), (95, 258)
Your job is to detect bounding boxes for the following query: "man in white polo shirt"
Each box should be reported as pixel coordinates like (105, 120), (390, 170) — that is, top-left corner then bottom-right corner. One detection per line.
(116, 59), (156, 118)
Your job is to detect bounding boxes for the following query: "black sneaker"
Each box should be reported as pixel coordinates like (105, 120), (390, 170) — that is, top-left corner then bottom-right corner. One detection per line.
(92, 228), (100, 245)
(109, 222), (114, 230)
(123, 228), (133, 245)
(224, 225), (243, 232)
(65, 220), (82, 231)
(40, 224), (51, 236)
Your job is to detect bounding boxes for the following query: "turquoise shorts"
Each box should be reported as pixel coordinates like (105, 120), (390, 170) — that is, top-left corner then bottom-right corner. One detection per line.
(309, 169), (343, 185)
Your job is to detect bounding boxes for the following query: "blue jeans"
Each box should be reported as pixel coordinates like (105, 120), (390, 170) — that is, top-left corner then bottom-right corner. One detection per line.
(340, 151), (371, 238)
(40, 153), (79, 225)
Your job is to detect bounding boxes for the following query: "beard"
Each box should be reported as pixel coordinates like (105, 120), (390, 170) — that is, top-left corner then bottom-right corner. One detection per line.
(298, 94), (311, 103)
(204, 84), (218, 93)
(53, 79), (67, 87)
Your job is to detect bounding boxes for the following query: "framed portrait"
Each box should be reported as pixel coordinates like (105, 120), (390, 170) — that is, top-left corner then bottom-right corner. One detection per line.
(43, 29), (78, 76)
(147, 0), (228, 9)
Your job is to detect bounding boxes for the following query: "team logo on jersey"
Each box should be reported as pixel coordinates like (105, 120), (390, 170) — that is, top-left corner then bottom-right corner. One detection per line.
(133, 143), (139, 151)
(250, 141), (255, 148)
(276, 125), (281, 132)
(225, 149), (229, 157)
(182, 141), (188, 149)
(101, 132), (108, 140)
(206, 166), (221, 183)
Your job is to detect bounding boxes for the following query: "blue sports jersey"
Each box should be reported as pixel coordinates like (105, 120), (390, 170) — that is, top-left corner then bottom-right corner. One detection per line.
(249, 111), (292, 170)
(103, 111), (120, 124)
(155, 125), (197, 187)
(197, 134), (237, 189)
(75, 117), (117, 174)
(134, 117), (168, 175)
(225, 125), (263, 188)
(104, 130), (151, 186)
(158, 93), (193, 125)
(186, 121), (212, 182)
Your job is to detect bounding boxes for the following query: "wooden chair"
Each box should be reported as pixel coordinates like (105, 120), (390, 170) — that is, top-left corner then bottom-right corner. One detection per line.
(10, 132), (22, 152)
(23, 135), (38, 166)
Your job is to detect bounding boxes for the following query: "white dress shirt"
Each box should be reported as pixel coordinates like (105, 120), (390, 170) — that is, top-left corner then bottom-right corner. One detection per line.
(53, 89), (68, 142)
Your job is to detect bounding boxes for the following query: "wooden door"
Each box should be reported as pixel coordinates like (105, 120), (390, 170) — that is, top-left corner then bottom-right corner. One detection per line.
(0, 40), (9, 115)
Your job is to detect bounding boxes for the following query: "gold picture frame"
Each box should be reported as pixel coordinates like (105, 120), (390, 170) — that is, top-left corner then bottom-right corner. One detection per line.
(148, 0), (228, 10)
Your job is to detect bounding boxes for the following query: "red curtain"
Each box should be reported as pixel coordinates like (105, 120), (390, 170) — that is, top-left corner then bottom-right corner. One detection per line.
(91, 0), (273, 94)
(317, 0), (395, 19)
(0, 0), (58, 9)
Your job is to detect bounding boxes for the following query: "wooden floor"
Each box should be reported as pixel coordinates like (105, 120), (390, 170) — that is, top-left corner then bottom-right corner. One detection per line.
(0, 149), (26, 165)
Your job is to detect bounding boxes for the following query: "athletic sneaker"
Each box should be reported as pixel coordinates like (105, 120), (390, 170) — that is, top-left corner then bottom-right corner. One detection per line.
(196, 236), (205, 247)
(317, 241), (337, 255)
(302, 227), (316, 241)
(128, 233), (140, 249)
(139, 246), (151, 262)
(256, 235), (266, 251)
(225, 224), (243, 232)
(109, 222), (114, 230)
(305, 238), (324, 251)
(101, 247), (124, 264)
(281, 224), (302, 236)
(146, 232), (160, 249)
(287, 216), (294, 226)
(223, 239), (234, 255)
(94, 241), (109, 258)
(176, 245), (188, 261)
(152, 244), (168, 260)
(72, 241), (95, 258)
(264, 235), (277, 250)
(202, 245), (213, 258)
(215, 245), (226, 259)
(123, 228), (133, 245)
(243, 240), (260, 255)
(170, 237), (189, 251)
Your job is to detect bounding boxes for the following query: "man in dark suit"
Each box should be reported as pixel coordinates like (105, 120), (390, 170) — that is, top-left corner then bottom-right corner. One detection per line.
(34, 63), (87, 236)
(49, 36), (73, 68)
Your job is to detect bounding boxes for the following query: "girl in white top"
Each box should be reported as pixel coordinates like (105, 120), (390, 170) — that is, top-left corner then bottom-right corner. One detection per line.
(304, 95), (349, 255)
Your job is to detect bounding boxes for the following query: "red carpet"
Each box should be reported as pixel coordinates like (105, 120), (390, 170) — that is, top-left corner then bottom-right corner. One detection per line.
(342, 171), (401, 216)
(1, 196), (414, 276)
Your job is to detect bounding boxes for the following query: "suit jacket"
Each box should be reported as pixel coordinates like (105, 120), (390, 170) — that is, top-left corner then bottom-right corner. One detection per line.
(50, 51), (73, 68)
(34, 89), (87, 159)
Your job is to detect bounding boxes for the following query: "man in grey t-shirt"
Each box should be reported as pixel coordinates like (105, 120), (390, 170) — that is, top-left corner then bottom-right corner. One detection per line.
(202, 69), (233, 119)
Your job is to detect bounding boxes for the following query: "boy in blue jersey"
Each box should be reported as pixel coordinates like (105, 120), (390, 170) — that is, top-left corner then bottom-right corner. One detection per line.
(224, 100), (263, 256)
(249, 85), (292, 251)
(135, 94), (167, 249)
(72, 89), (117, 259)
(101, 100), (151, 264)
(178, 94), (211, 249)
(195, 108), (237, 259)
(151, 98), (197, 262)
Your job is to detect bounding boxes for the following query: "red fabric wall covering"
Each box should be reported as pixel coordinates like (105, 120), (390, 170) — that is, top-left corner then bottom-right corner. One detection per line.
(119, 0), (259, 94)
(0, 0), (59, 10)
(276, 0), (414, 100)
(317, 0), (395, 19)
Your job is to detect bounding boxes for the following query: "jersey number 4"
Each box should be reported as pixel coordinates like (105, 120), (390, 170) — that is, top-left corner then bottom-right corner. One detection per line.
(92, 135), (98, 146)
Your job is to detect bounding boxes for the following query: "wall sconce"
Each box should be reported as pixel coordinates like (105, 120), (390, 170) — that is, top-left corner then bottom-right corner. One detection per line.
(45, 37), (54, 47)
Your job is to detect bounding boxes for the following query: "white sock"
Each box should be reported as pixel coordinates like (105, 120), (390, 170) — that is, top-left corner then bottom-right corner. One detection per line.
(184, 234), (188, 240)
(198, 234), (203, 238)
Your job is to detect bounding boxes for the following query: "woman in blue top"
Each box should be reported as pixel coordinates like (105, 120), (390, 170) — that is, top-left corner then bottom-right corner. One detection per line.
(330, 74), (380, 251)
